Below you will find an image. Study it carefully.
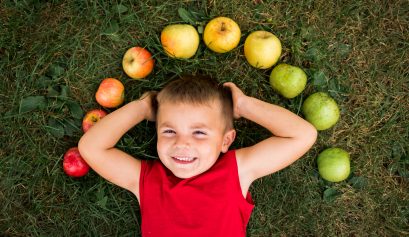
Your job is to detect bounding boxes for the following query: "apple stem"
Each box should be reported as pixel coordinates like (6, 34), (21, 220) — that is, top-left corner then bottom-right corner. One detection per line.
(221, 22), (226, 31)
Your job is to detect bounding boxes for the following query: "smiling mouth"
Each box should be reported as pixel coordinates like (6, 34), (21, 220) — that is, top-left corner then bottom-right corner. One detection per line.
(172, 156), (197, 164)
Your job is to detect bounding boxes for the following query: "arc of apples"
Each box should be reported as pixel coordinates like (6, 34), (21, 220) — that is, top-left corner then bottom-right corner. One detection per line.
(64, 16), (348, 184)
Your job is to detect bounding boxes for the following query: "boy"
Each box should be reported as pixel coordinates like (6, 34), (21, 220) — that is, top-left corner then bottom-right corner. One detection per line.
(78, 75), (317, 236)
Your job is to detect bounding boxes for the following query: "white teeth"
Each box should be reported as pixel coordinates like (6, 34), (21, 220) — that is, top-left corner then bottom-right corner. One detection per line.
(174, 157), (195, 161)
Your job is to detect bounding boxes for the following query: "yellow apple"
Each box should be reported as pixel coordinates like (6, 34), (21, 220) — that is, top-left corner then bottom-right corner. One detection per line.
(160, 24), (199, 59)
(203, 16), (241, 53)
(122, 47), (154, 79)
(244, 31), (282, 69)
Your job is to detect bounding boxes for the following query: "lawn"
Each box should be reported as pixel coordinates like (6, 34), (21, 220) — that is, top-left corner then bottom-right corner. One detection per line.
(1, 0), (408, 236)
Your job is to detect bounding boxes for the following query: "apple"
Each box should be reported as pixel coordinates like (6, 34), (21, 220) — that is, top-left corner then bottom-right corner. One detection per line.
(244, 31), (281, 69)
(302, 92), (340, 130)
(63, 147), (90, 177)
(203, 16), (241, 53)
(122, 47), (154, 79)
(82, 109), (108, 133)
(95, 78), (125, 108)
(160, 24), (200, 59)
(317, 148), (350, 182)
(269, 64), (307, 98)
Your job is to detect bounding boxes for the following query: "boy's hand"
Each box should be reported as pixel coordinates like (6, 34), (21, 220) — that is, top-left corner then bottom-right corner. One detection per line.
(139, 91), (157, 121)
(223, 82), (247, 119)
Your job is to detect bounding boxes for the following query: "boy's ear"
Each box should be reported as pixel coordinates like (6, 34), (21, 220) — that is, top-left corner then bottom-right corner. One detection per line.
(221, 129), (236, 153)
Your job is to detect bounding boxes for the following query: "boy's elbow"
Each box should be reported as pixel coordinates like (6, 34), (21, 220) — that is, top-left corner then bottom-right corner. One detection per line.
(306, 124), (318, 146)
(78, 135), (92, 159)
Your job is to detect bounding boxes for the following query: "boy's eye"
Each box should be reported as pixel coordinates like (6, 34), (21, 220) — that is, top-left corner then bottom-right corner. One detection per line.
(163, 129), (175, 134)
(193, 130), (207, 136)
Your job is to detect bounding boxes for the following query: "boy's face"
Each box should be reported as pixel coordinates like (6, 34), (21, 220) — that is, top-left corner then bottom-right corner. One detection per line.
(156, 100), (235, 179)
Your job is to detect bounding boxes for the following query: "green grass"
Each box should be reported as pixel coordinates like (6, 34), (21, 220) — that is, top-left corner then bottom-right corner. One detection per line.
(1, 0), (408, 236)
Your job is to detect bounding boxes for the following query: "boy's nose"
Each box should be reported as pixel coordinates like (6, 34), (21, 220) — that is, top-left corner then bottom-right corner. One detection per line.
(174, 134), (190, 148)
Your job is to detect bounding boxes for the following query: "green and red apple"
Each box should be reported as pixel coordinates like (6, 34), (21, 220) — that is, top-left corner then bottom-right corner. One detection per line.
(161, 24), (200, 59)
(122, 47), (154, 79)
(95, 78), (125, 108)
(82, 109), (108, 133)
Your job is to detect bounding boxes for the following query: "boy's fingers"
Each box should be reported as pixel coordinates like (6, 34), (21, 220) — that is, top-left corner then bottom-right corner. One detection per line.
(140, 91), (158, 100)
(223, 82), (235, 88)
(223, 82), (240, 93)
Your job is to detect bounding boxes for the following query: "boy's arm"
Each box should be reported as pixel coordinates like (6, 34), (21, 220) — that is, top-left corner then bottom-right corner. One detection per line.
(224, 83), (317, 185)
(78, 93), (155, 201)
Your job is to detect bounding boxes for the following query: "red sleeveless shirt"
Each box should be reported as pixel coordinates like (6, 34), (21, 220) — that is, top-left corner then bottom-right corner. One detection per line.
(139, 150), (254, 237)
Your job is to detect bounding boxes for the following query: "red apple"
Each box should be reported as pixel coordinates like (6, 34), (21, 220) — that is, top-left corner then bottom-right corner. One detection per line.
(122, 47), (154, 79)
(95, 78), (125, 108)
(63, 147), (90, 177)
(82, 109), (108, 133)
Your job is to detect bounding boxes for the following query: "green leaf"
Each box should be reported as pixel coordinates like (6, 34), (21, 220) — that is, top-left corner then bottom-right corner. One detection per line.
(348, 176), (368, 189)
(67, 101), (84, 119)
(190, 10), (206, 21)
(323, 188), (340, 202)
(47, 97), (66, 110)
(306, 47), (323, 62)
(328, 79), (340, 93)
(391, 142), (403, 160)
(46, 64), (65, 78)
(19, 96), (47, 113)
(96, 187), (108, 208)
(60, 85), (70, 98)
(312, 70), (327, 87)
(122, 14), (136, 23)
(337, 43), (351, 58)
(397, 154), (409, 178)
(46, 118), (65, 138)
(35, 76), (53, 88)
(97, 196), (108, 208)
(300, 26), (314, 39)
(47, 85), (61, 97)
(62, 118), (80, 137)
(47, 85), (71, 99)
(178, 8), (196, 24)
(197, 25), (204, 34)
(388, 162), (399, 174)
(398, 168), (409, 179)
(114, 4), (128, 14)
(103, 21), (119, 35)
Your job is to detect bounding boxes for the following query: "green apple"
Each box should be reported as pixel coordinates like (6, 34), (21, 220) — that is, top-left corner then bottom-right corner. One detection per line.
(160, 24), (199, 59)
(244, 31), (281, 69)
(317, 148), (350, 182)
(269, 64), (307, 98)
(302, 92), (340, 130)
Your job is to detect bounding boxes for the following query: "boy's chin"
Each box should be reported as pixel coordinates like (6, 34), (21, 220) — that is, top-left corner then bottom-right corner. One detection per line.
(160, 155), (218, 179)
(170, 168), (202, 179)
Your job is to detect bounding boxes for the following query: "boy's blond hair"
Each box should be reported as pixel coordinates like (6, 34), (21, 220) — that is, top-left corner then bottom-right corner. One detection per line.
(156, 75), (234, 130)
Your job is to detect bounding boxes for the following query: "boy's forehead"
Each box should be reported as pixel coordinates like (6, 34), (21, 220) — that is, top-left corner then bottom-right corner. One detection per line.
(157, 100), (223, 120)
(157, 99), (222, 110)
(156, 100), (232, 131)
